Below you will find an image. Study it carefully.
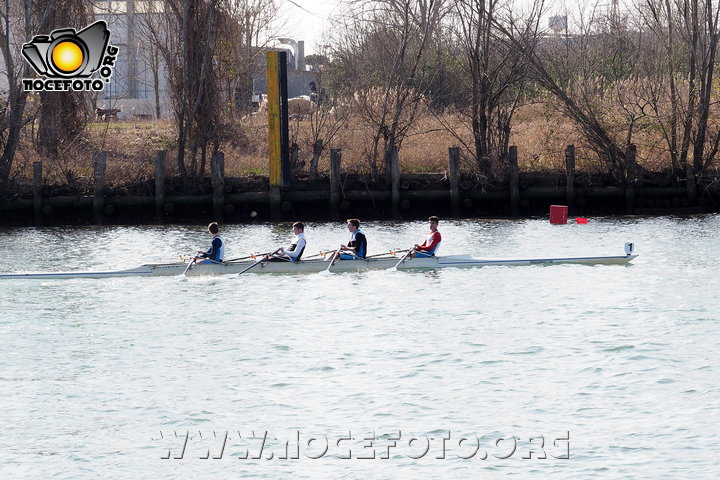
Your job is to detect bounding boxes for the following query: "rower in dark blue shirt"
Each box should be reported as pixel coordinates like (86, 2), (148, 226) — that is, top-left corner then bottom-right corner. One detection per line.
(338, 218), (367, 260)
(196, 222), (225, 263)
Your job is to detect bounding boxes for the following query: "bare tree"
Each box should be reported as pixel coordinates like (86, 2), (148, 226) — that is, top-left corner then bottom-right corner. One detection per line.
(148, 44), (163, 119)
(36, 0), (89, 161)
(330, 0), (443, 180)
(0, 0), (53, 187)
(640, 0), (720, 184)
(143, 0), (222, 181)
(141, 0), (279, 180)
(438, 0), (545, 177)
(493, 2), (667, 181)
(302, 74), (351, 181)
(135, 7), (165, 119)
(218, 0), (278, 115)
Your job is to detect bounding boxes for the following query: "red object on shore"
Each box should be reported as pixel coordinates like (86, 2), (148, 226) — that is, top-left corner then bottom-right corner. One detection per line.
(576, 217), (589, 224)
(549, 205), (568, 224)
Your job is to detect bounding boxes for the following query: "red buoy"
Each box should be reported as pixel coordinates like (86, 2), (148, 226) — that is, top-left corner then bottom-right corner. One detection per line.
(549, 205), (568, 224)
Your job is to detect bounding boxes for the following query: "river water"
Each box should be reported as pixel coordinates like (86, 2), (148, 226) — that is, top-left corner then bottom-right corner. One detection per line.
(0, 216), (718, 479)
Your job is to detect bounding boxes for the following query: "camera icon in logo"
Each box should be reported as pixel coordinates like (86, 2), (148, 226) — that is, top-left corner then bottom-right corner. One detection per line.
(22, 21), (110, 78)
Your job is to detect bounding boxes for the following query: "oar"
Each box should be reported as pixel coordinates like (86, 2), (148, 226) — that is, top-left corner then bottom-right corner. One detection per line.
(237, 256), (267, 276)
(181, 256), (197, 276)
(301, 251), (329, 260)
(388, 247), (415, 271)
(224, 252), (269, 263)
(322, 247), (342, 274)
(366, 249), (408, 259)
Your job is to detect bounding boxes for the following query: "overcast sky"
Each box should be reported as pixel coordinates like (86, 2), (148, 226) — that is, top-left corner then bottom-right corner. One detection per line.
(275, 0), (341, 55)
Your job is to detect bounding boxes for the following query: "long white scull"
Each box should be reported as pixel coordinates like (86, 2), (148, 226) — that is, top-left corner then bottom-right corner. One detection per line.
(0, 245), (637, 280)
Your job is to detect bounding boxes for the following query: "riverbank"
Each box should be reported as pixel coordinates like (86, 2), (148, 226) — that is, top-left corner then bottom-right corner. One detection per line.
(2, 111), (718, 226)
(1, 168), (717, 226)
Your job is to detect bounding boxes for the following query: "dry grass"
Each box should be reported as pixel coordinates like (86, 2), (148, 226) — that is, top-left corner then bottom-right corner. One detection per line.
(10, 120), (175, 191)
(8, 104), (710, 189)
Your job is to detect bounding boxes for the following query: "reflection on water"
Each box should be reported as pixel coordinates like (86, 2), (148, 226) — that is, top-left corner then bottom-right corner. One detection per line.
(0, 215), (719, 478)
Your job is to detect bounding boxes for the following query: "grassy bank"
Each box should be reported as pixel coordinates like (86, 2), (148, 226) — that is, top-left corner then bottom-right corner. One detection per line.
(6, 103), (718, 193)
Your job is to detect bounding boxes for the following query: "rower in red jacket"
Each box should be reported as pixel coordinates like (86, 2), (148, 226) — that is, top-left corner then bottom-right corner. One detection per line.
(413, 216), (442, 257)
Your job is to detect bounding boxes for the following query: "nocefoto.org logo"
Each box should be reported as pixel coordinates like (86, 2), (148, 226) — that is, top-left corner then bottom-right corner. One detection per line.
(21, 20), (118, 92)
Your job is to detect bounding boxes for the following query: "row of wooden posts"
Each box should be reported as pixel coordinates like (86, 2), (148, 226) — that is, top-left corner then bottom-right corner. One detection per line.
(25, 144), (698, 225)
(28, 146), (492, 224)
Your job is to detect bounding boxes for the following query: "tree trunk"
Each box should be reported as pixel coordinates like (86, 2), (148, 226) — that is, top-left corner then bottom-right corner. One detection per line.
(309, 140), (323, 182)
(153, 50), (161, 119)
(0, 0), (48, 186)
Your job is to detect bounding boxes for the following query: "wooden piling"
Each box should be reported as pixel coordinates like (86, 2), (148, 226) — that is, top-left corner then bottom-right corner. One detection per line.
(267, 51), (282, 187)
(266, 50), (289, 221)
(267, 50), (290, 188)
(508, 146), (520, 217)
(390, 145), (400, 218)
(211, 151), (225, 221)
(329, 149), (342, 221)
(154, 150), (166, 223)
(279, 54), (291, 186)
(448, 147), (461, 217)
(267, 51), (284, 221)
(564, 145), (576, 209)
(33, 162), (43, 225)
(93, 151), (107, 224)
(625, 143), (636, 214)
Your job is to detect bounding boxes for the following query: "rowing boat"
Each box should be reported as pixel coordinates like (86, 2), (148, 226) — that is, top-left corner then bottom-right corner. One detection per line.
(0, 249), (638, 280)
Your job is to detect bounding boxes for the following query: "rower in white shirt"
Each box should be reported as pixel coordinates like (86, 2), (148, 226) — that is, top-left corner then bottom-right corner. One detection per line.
(265, 222), (307, 262)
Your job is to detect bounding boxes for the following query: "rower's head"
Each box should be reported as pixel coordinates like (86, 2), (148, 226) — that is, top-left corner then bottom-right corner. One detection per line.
(346, 218), (360, 232)
(208, 222), (219, 235)
(428, 216), (439, 232)
(293, 221), (304, 234)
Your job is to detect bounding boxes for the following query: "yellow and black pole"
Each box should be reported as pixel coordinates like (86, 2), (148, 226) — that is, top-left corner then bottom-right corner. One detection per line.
(278, 52), (290, 183)
(267, 51), (290, 218)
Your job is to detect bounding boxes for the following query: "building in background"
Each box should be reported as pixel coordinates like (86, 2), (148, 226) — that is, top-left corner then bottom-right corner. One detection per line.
(1, 1), (318, 119)
(95, 2), (318, 117)
(252, 42), (319, 100)
(93, 0), (172, 120)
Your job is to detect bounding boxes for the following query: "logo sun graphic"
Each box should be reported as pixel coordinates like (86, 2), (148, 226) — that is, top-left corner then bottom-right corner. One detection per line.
(51, 41), (84, 73)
